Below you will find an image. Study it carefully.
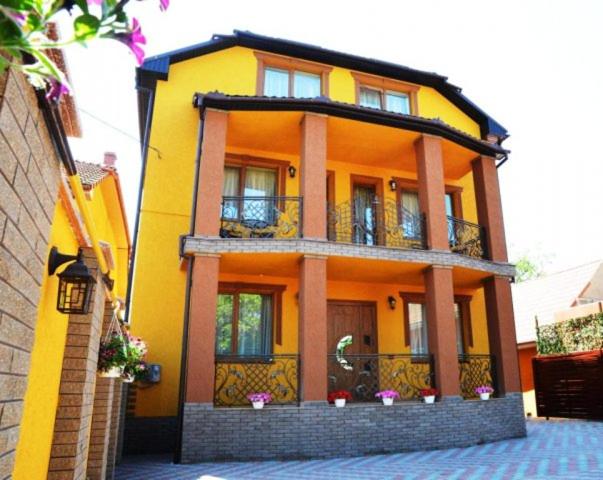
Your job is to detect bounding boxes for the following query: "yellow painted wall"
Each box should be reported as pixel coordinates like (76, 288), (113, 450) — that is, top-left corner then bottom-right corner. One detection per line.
(13, 202), (79, 480)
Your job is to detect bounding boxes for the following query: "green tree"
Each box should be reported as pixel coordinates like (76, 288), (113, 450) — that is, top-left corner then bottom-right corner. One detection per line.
(513, 250), (553, 282)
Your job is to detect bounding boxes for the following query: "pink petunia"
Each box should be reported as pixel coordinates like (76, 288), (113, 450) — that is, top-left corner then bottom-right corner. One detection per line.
(160, 0), (169, 11)
(113, 18), (146, 65)
(46, 78), (70, 103)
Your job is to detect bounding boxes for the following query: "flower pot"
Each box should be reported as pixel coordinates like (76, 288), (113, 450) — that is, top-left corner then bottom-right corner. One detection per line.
(382, 397), (394, 406)
(99, 366), (123, 378)
(423, 395), (435, 404)
(122, 374), (135, 384)
(252, 401), (265, 410)
(334, 398), (346, 408)
(480, 393), (491, 401)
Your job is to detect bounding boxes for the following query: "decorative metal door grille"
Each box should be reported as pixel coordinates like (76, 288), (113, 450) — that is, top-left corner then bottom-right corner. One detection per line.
(458, 354), (497, 399)
(447, 216), (487, 259)
(327, 354), (434, 401)
(327, 198), (426, 250)
(214, 354), (299, 406)
(220, 196), (302, 239)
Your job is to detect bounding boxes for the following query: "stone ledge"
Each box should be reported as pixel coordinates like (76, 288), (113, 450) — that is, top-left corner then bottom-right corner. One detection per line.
(180, 393), (526, 462)
(182, 237), (515, 277)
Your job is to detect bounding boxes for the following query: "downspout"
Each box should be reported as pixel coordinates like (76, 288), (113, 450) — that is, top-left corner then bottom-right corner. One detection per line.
(37, 90), (116, 302)
(174, 103), (206, 464)
(124, 85), (155, 323)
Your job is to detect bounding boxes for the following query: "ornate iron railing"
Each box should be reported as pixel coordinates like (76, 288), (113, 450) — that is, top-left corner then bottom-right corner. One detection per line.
(327, 198), (426, 249)
(458, 354), (497, 399)
(447, 216), (487, 259)
(220, 196), (302, 239)
(327, 354), (434, 402)
(214, 354), (299, 407)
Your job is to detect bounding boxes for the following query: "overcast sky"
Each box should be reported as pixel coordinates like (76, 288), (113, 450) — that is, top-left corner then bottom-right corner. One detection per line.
(60, 0), (603, 273)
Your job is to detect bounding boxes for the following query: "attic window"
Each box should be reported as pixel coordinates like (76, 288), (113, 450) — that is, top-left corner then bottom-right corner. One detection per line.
(98, 241), (115, 270)
(352, 72), (419, 115)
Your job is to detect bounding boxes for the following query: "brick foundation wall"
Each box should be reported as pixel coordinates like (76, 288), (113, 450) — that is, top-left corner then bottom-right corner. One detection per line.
(181, 394), (526, 462)
(0, 68), (62, 479)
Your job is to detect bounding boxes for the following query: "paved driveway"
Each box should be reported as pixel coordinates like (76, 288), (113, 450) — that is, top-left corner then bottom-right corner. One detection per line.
(116, 419), (603, 479)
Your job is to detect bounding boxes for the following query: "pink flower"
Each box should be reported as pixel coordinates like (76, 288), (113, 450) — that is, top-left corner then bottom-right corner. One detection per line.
(160, 0), (170, 11)
(88, 0), (103, 4)
(113, 18), (146, 65)
(46, 78), (69, 103)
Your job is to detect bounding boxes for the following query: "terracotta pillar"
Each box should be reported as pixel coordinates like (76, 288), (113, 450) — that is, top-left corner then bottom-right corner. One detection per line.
(472, 156), (508, 262)
(424, 265), (460, 398)
(484, 276), (521, 395)
(185, 254), (220, 403)
(415, 135), (449, 250)
(298, 255), (327, 403)
(300, 113), (327, 240)
(194, 108), (228, 236)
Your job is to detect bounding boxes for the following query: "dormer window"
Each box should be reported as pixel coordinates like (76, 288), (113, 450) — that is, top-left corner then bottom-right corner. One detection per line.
(353, 72), (418, 115)
(255, 51), (331, 98)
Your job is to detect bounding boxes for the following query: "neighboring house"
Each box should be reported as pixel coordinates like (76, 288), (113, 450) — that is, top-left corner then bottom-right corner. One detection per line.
(513, 261), (603, 417)
(128, 30), (524, 462)
(0, 61), (129, 479)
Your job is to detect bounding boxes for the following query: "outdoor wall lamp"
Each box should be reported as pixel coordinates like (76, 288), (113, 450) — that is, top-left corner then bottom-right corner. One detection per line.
(387, 295), (397, 310)
(288, 165), (297, 178)
(388, 178), (397, 191)
(48, 247), (97, 315)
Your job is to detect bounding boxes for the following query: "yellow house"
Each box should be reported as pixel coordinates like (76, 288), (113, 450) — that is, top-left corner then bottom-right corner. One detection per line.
(12, 155), (130, 479)
(128, 30), (525, 461)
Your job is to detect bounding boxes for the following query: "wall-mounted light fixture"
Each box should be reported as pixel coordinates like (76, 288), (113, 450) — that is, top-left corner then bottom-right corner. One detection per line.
(288, 165), (297, 178)
(48, 247), (97, 315)
(387, 295), (397, 310)
(388, 178), (397, 191)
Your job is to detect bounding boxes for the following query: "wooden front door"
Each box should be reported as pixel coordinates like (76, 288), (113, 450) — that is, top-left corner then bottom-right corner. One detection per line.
(327, 301), (378, 401)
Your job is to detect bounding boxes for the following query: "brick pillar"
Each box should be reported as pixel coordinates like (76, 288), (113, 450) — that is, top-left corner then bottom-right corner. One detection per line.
(300, 113), (327, 240)
(86, 301), (117, 480)
(484, 276), (521, 395)
(472, 156), (508, 262)
(48, 249), (104, 480)
(104, 382), (122, 480)
(194, 108), (228, 237)
(185, 255), (220, 403)
(415, 135), (449, 251)
(424, 265), (460, 398)
(299, 255), (327, 403)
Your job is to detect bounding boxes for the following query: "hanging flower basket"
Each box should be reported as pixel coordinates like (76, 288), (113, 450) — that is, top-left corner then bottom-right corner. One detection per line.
(121, 335), (148, 383)
(99, 365), (124, 378)
(98, 331), (128, 378)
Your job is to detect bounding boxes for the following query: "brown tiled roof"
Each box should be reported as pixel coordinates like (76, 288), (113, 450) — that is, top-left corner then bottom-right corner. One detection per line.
(75, 160), (111, 189)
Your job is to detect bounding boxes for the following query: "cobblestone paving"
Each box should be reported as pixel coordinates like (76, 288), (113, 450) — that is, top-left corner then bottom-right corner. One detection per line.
(116, 419), (603, 479)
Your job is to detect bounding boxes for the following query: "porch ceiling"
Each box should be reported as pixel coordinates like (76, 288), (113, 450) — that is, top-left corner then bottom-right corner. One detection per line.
(225, 111), (481, 179)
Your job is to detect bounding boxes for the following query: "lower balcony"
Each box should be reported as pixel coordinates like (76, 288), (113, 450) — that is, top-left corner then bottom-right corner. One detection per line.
(213, 353), (496, 406)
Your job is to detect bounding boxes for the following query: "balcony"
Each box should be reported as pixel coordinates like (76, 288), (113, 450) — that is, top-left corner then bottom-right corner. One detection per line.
(448, 216), (487, 259)
(327, 198), (426, 250)
(220, 196), (302, 239)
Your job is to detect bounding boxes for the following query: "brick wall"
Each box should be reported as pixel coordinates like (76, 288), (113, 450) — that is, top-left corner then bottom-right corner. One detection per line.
(0, 68), (62, 479)
(181, 394), (526, 462)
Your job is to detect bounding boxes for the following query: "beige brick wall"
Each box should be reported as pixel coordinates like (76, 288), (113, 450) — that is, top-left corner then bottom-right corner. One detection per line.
(0, 68), (63, 479)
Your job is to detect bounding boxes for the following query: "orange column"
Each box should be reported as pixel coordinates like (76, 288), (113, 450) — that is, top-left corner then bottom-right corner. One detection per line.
(424, 265), (460, 398)
(472, 156), (508, 262)
(186, 255), (221, 403)
(484, 275), (521, 395)
(299, 255), (327, 403)
(300, 113), (327, 240)
(194, 108), (228, 236)
(415, 135), (449, 250)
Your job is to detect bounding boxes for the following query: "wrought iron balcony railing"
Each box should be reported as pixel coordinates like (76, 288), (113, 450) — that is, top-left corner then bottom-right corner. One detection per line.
(327, 198), (426, 250)
(327, 353), (434, 402)
(220, 196), (302, 239)
(447, 216), (487, 259)
(214, 354), (299, 407)
(458, 354), (497, 399)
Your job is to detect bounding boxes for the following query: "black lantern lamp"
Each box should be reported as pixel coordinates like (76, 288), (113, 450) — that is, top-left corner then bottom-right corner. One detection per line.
(288, 165), (297, 178)
(387, 295), (397, 310)
(388, 178), (398, 191)
(48, 247), (96, 314)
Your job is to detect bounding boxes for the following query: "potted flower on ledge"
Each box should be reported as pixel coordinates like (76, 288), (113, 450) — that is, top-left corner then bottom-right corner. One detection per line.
(98, 332), (127, 378)
(419, 388), (438, 404)
(475, 385), (494, 400)
(328, 390), (352, 408)
(375, 390), (400, 406)
(247, 392), (272, 409)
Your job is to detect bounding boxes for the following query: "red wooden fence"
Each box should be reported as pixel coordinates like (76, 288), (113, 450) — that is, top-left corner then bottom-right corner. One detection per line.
(533, 350), (603, 419)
